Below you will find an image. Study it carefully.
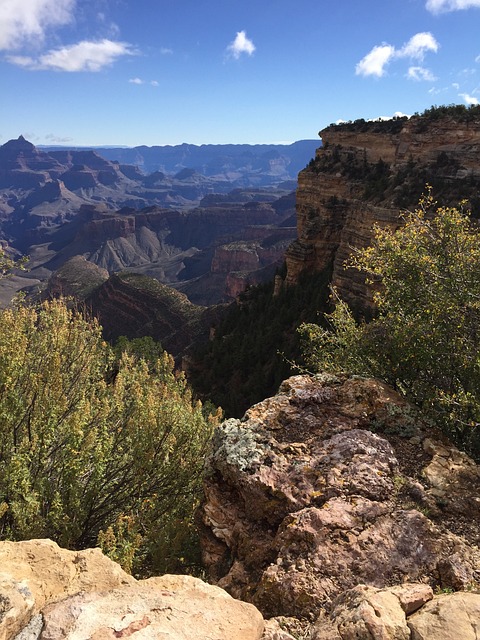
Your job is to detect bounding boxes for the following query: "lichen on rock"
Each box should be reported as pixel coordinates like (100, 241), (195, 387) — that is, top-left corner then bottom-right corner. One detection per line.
(199, 374), (480, 621)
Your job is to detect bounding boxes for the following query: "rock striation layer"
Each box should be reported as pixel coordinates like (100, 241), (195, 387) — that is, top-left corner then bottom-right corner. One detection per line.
(286, 111), (480, 313)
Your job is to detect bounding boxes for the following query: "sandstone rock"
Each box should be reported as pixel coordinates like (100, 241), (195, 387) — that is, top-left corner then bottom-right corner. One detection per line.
(0, 539), (133, 639)
(262, 618), (305, 640)
(0, 540), (264, 640)
(199, 374), (480, 619)
(312, 584), (478, 640)
(40, 574), (264, 640)
(407, 591), (480, 640)
(286, 113), (480, 313)
(313, 584), (410, 640)
(388, 584), (433, 615)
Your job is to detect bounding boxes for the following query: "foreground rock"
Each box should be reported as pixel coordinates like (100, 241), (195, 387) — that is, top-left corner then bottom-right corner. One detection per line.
(313, 584), (480, 640)
(0, 539), (264, 640)
(199, 374), (480, 620)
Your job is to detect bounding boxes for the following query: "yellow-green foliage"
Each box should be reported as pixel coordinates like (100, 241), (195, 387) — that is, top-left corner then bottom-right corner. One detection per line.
(300, 189), (480, 455)
(0, 299), (217, 573)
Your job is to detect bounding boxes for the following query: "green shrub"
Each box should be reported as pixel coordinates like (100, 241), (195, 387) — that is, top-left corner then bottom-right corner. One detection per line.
(300, 189), (480, 456)
(0, 298), (217, 574)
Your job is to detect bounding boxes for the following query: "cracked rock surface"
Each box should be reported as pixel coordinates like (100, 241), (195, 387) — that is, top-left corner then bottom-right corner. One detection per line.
(199, 374), (480, 620)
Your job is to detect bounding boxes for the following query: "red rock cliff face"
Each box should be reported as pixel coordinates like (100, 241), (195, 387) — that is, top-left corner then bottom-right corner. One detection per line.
(286, 112), (480, 313)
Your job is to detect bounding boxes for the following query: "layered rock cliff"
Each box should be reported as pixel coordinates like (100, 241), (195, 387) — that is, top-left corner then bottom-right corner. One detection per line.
(286, 108), (480, 313)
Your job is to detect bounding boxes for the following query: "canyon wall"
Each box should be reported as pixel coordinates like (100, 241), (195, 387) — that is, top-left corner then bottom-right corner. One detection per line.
(286, 110), (480, 313)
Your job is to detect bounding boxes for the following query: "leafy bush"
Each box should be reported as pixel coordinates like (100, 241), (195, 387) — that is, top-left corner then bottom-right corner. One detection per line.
(0, 299), (217, 574)
(300, 189), (480, 456)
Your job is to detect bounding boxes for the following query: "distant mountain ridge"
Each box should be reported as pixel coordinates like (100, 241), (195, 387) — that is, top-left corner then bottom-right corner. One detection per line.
(40, 140), (319, 178)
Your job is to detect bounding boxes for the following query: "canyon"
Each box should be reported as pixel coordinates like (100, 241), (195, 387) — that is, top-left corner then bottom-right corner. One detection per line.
(0, 137), (315, 307)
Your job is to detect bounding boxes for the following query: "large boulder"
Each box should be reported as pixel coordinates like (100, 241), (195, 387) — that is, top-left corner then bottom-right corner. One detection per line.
(199, 374), (480, 619)
(312, 584), (480, 640)
(0, 539), (264, 640)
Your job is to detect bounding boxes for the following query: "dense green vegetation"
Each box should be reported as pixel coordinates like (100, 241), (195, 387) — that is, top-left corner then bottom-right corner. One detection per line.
(0, 299), (218, 575)
(190, 266), (332, 417)
(300, 189), (480, 457)
(327, 103), (480, 133)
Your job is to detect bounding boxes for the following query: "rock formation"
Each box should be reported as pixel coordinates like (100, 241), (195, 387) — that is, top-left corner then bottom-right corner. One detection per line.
(199, 374), (480, 627)
(0, 539), (264, 640)
(312, 584), (480, 640)
(0, 137), (301, 306)
(286, 110), (480, 313)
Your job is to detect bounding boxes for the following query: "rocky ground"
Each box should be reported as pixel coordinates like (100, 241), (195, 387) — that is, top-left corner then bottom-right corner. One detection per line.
(199, 373), (480, 639)
(2, 374), (480, 639)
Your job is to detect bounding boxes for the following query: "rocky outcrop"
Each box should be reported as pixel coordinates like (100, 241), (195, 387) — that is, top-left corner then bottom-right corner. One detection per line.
(312, 584), (480, 640)
(199, 374), (480, 621)
(0, 539), (264, 640)
(46, 256), (109, 299)
(286, 110), (480, 313)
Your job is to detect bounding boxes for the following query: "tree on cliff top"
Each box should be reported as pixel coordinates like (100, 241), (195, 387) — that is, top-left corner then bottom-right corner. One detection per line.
(0, 298), (218, 574)
(300, 188), (480, 455)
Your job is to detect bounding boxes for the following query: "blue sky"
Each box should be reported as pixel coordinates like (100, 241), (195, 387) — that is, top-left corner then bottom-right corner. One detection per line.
(1, 0), (480, 146)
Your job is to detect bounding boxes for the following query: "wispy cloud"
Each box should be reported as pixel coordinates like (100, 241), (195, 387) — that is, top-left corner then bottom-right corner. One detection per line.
(160, 47), (173, 55)
(129, 78), (159, 87)
(226, 30), (256, 60)
(426, 0), (480, 13)
(407, 66), (437, 81)
(355, 44), (395, 77)
(7, 39), (136, 72)
(356, 32), (439, 78)
(398, 32), (439, 60)
(460, 92), (479, 105)
(0, 0), (75, 50)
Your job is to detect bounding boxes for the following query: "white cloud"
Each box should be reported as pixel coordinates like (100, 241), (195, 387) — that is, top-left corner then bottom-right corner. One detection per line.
(226, 30), (256, 60)
(129, 78), (159, 87)
(426, 0), (480, 13)
(398, 32), (439, 60)
(0, 0), (75, 50)
(6, 54), (35, 67)
(374, 112), (411, 121)
(160, 47), (173, 55)
(355, 44), (395, 77)
(8, 39), (136, 71)
(460, 92), (480, 105)
(356, 32), (439, 79)
(407, 66), (437, 81)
